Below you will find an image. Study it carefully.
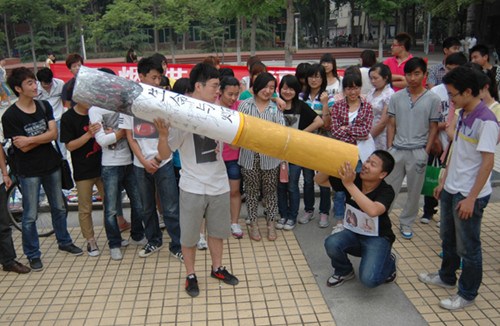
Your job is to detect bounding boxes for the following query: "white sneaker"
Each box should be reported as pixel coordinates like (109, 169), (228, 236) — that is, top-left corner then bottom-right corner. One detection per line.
(110, 248), (123, 261)
(197, 234), (208, 250)
(231, 224), (244, 239)
(121, 239), (129, 247)
(331, 224), (344, 235)
(298, 211), (314, 224)
(418, 272), (456, 289)
(129, 237), (147, 246)
(439, 294), (474, 310)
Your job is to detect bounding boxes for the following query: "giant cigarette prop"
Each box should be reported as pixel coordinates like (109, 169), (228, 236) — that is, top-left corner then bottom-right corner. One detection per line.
(73, 67), (358, 177)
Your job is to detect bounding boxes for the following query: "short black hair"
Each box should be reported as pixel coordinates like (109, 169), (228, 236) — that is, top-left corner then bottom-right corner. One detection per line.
(220, 76), (240, 92)
(252, 72), (276, 95)
(160, 75), (170, 90)
(445, 52), (468, 66)
(469, 44), (489, 58)
(97, 67), (116, 75)
(279, 75), (301, 104)
(395, 32), (412, 51)
(189, 62), (220, 90)
(342, 67), (362, 88)
(295, 62), (311, 87)
(65, 53), (83, 69)
(36, 67), (53, 84)
(442, 37), (461, 51)
(151, 53), (168, 67)
(476, 69), (499, 101)
(442, 66), (481, 97)
(137, 56), (163, 76)
(7, 67), (36, 97)
(404, 57), (427, 74)
(372, 150), (395, 175)
(360, 50), (377, 68)
(219, 67), (235, 79)
(171, 77), (192, 95)
(369, 63), (392, 86)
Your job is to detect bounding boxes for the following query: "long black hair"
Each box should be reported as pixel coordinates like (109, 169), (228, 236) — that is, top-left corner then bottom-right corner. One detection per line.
(279, 75), (301, 107)
(303, 63), (327, 101)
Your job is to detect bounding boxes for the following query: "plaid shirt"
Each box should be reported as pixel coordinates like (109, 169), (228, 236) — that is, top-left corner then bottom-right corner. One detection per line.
(330, 98), (373, 144)
(427, 62), (446, 86)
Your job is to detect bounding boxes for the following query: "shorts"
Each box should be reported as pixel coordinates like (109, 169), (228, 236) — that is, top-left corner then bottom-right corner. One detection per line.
(179, 189), (231, 247)
(225, 160), (241, 180)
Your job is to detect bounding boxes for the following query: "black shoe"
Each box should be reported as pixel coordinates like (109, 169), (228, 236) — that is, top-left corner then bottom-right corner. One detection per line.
(326, 271), (355, 287)
(185, 274), (199, 297)
(58, 243), (83, 256)
(385, 252), (398, 283)
(29, 258), (44, 272)
(3, 261), (31, 274)
(211, 266), (239, 285)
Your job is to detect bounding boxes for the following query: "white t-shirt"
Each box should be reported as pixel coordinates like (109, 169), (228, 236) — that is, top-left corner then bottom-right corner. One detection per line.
(36, 78), (65, 121)
(89, 107), (132, 166)
(169, 127), (229, 196)
(444, 102), (499, 198)
(326, 77), (343, 97)
(359, 67), (373, 96)
(118, 114), (171, 168)
(431, 84), (451, 150)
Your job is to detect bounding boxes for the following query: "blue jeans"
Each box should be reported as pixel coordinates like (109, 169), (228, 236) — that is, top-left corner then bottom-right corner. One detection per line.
(278, 163), (302, 222)
(302, 167), (331, 214)
(439, 190), (489, 301)
(324, 230), (395, 288)
(134, 161), (181, 253)
(102, 165), (145, 249)
(19, 169), (73, 259)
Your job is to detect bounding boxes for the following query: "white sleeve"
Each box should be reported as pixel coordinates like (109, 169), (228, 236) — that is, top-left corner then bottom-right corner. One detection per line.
(90, 108), (117, 147)
(477, 121), (500, 153)
(168, 127), (187, 151)
(119, 114), (133, 130)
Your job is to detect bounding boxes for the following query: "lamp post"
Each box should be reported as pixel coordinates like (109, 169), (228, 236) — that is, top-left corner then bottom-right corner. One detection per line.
(80, 27), (87, 61)
(294, 12), (300, 51)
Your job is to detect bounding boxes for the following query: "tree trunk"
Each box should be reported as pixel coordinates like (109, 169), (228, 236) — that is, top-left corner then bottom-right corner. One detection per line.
(28, 23), (37, 73)
(465, 3), (475, 37)
(182, 32), (186, 51)
(3, 14), (10, 57)
(424, 12), (431, 55)
(153, 7), (159, 52)
(284, 0), (294, 66)
(236, 16), (241, 65)
(170, 28), (176, 63)
(378, 20), (384, 61)
(65, 23), (69, 55)
(250, 15), (257, 55)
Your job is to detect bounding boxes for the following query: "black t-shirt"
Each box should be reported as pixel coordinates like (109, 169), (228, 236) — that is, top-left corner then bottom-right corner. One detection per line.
(1, 100), (61, 177)
(283, 100), (319, 130)
(329, 174), (396, 243)
(60, 108), (102, 181)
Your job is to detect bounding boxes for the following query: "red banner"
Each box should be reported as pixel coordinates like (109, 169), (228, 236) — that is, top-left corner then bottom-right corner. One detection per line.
(51, 63), (298, 85)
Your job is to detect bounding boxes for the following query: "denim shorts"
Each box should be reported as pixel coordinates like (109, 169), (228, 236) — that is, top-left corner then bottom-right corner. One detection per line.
(225, 160), (241, 180)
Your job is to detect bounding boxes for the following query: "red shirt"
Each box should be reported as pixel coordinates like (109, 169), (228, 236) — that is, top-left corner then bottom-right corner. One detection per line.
(383, 54), (413, 92)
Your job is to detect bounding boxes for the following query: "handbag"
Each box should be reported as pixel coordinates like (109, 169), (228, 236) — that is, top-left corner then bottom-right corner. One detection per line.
(421, 157), (442, 196)
(279, 161), (289, 183)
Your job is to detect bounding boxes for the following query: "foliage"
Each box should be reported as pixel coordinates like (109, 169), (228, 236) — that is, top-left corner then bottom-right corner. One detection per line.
(14, 30), (64, 61)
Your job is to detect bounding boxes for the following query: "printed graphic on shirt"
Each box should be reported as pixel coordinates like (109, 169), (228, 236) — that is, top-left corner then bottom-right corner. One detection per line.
(284, 114), (300, 129)
(133, 117), (158, 139)
(193, 134), (217, 163)
(82, 124), (102, 158)
(344, 204), (379, 236)
(102, 112), (129, 150)
(24, 119), (47, 137)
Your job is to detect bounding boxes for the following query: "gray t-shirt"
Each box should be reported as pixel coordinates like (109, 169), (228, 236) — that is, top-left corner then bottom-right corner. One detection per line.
(388, 89), (441, 149)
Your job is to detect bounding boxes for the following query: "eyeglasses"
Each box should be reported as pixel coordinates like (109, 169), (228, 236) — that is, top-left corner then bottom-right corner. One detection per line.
(448, 92), (461, 98)
(344, 86), (360, 92)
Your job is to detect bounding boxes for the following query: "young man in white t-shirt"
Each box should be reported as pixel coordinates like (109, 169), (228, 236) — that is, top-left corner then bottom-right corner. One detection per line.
(169, 63), (239, 297)
(419, 66), (499, 310)
(119, 57), (182, 261)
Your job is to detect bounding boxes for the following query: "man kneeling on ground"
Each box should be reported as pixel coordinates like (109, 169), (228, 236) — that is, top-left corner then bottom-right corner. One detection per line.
(315, 150), (397, 288)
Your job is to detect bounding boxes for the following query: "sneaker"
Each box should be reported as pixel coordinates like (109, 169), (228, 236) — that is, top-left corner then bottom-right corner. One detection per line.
(118, 219), (131, 232)
(326, 270), (355, 287)
(29, 258), (43, 272)
(87, 243), (100, 257)
(171, 250), (184, 263)
(400, 225), (413, 239)
(129, 237), (147, 246)
(318, 213), (330, 228)
(121, 239), (129, 247)
(331, 224), (345, 235)
(420, 214), (432, 224)
(211, 266), (239, 285)
(283, 219), (296, 231)
(197, 234), (208, 250)
(385, 252), (398, 283)
(231, 223), (244, 239)
(275, 218), (287, 230)
(439, 294), (475, 310)
(185, 274), (199, 297)
(59, 244), (84, 256)
(418, 272), (456, 289)
(110, 248), (123, 261)
(298, 211), (314, 224)
(138, 243), (163, 258)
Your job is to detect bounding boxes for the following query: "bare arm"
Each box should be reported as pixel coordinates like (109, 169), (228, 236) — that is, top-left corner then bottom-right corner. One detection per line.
(391, 75), (407, 89)
(303, 115), (324, 133)
(125, 129), (159, 174)
(65, 122), (101, 152)
(386, 116), (396, 148)
(425, 121), (439, 154)
(154, 118), (172, 161)
(370, 105), (389, 138)
(13, 120), (58, 153)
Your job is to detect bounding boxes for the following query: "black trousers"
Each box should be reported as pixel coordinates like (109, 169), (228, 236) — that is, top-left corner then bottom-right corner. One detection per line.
(0, 185), (17, 267)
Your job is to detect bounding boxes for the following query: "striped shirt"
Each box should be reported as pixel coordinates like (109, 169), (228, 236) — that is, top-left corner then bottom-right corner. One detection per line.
(237, 97), (285, 170)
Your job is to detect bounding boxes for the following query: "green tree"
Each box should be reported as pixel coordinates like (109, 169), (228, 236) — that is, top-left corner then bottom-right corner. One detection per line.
(0, 0), (57, 71)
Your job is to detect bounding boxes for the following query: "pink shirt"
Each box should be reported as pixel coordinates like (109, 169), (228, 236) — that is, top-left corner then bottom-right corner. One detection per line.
(383, 54), (413, 92)
(222, 100), (241, 161)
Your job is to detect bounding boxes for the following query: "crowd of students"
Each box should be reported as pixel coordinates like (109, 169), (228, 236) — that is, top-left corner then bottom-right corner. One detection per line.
(0, 32), (498, 307)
